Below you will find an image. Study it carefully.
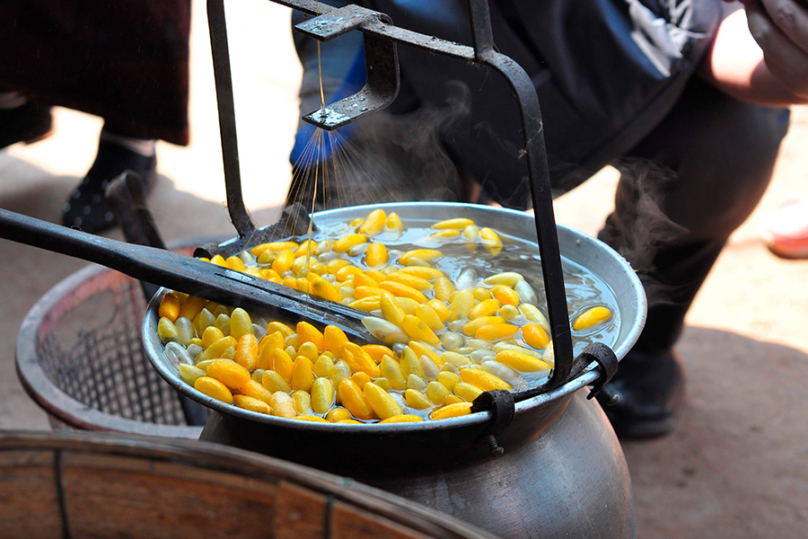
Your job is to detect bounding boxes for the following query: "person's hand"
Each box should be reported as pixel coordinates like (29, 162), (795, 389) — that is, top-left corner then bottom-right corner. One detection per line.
(737, 0), (808, 99)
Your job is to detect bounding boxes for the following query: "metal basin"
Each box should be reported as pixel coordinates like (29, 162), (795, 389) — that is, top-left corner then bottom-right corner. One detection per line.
(143, 202), (646, 538)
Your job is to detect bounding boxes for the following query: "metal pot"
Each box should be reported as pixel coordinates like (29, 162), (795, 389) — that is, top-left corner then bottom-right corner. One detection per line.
(143, 202), (647, 538)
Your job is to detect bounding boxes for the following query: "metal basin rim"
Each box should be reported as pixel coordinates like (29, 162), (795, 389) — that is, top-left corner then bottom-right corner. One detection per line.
(142, 201), (646, 433)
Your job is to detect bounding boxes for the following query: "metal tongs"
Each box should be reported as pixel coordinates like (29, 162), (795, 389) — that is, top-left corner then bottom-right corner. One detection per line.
(0, 207), (373, 342)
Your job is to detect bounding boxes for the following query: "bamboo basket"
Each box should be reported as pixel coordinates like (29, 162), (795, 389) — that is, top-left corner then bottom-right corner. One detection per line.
(0, 430), (495, 539)
(16, 251), (205, 438)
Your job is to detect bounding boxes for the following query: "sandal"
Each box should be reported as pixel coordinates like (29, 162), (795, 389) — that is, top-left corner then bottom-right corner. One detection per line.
(62, 140), (157, 233)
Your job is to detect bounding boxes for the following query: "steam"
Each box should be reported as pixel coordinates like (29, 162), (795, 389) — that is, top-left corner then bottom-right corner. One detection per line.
(464, 117), (529, 208)
(289, 81), (473, 211)
(289, 79), (694, 311)
(601, 158), (691, 307)
(338, 81), (472, 205)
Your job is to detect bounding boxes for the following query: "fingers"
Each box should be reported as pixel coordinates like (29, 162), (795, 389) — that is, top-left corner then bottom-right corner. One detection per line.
(747, 0), (808, 96)
(759, 0), (808, 54)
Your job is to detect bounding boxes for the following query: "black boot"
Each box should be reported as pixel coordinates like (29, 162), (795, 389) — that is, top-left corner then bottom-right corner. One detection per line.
(598, 349), (685, 438)
(62, 139), (156, 233)
(0, 103), (53, 150)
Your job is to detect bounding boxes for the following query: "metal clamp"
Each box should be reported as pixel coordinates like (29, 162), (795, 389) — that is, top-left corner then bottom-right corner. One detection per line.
(471, 389), (515, 458)
(193, 203), (311, 260)
(295, 5), (400, 130)
(578, 342), (620, 403)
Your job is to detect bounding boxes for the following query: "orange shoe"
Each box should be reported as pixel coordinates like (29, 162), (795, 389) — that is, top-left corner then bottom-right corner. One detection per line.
(763, 197), (808, 260)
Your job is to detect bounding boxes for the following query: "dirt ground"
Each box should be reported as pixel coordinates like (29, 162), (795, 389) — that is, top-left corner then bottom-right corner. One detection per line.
(1, 1), (807, 538)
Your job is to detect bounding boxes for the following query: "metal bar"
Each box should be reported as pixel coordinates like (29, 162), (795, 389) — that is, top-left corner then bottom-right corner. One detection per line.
(273, 0), (475, 60)
(374, 23), (475, 60)
(468, 0), (495, 59)
(106, 172), (210, 427)
(484, 60), (573, 388)
(465, 0), (573, 387)
(297, 6), (400, 130)
(207, 0), (255, 238)
(293, 4), (371, 39)
(0, 209), (373, 342)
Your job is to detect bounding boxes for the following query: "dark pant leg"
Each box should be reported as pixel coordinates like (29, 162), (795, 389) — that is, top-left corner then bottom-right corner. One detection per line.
(598, 77), (790, 354)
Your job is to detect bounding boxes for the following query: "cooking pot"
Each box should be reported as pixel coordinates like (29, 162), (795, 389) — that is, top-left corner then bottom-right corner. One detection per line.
(144, 201), (646, 539)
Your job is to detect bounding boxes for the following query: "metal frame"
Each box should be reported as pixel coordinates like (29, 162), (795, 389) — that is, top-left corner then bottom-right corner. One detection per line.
(207, 0), (577, 388)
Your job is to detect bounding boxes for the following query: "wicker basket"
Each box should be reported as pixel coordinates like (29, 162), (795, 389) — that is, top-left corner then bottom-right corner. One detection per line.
(0, 430), (494, 539)
(16, 257), (203, 438)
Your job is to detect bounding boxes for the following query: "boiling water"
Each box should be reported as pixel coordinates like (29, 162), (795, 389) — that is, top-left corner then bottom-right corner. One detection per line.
(294, 215), (620, 385)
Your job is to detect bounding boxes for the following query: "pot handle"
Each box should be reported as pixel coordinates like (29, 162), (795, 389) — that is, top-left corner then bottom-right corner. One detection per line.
(471, 343), (620, 457)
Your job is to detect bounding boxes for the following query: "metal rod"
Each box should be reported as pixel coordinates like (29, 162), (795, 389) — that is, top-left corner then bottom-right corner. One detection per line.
(463, 1), (574, 388)
(0, 208), (373, 342)
(272, 0), (474, 60)
(207, 0), (255, 238)
(468, 0), (495, 60)
(106, 173), (210, 427)
(466, 0), (573, 387)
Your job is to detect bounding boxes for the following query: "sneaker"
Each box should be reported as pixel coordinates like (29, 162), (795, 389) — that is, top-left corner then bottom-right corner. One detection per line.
(62, 140), (157, 233)
(763, 197), (808, 259)
(597, 349), (685, 438)
(0, 103), (53, 150)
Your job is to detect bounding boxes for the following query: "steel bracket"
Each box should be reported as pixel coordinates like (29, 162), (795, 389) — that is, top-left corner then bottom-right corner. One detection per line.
(580, 343), (620, 402)
(471, 389), (515, 458)
(294, 5), (400, 130)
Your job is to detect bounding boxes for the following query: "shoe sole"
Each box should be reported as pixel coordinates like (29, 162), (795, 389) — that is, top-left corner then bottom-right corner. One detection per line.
(767, 242), (808, 260)
(23, 128), (55, 145)
(604, 411), (676, 439)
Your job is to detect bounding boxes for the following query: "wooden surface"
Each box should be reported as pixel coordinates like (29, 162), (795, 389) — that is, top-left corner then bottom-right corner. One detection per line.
(0, 450), (62, 539)
(0, 430), (496, 539)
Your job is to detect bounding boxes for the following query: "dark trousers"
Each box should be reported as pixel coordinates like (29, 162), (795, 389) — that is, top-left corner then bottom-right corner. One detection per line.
(599, 77), (790, 354)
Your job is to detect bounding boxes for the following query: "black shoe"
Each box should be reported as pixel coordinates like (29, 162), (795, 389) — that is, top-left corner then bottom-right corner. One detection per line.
(62, 140), (157, 233)
(598, 349), (685, 439)
(0, 103), (53, 150)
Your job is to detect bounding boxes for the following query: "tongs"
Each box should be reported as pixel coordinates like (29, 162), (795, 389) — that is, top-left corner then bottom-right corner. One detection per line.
(0, 208), (374, 342)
